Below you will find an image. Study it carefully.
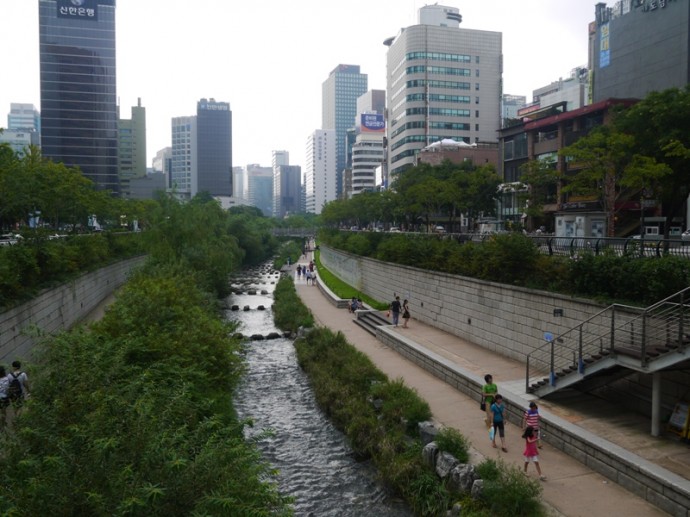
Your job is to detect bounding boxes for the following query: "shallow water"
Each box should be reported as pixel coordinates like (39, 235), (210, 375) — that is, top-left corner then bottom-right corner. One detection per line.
(230, 265), (411, 516)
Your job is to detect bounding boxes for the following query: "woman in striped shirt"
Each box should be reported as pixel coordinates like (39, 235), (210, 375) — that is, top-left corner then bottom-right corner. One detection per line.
(522, 401), (542, 448)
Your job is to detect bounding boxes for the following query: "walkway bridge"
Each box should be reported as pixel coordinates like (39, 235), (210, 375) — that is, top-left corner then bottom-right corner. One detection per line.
(526, 287), (690, 434)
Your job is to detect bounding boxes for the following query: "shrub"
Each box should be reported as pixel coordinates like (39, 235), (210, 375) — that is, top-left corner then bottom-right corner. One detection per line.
(435, 427), (470, 463)
(479, 459), (544, 517)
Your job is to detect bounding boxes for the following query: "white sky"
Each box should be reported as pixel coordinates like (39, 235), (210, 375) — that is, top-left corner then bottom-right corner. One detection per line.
(1, 1), (595, 170)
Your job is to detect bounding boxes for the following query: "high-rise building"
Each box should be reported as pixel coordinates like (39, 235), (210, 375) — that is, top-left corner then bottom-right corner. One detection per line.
(246, 164), (273, 216)
(356, 90), (386, 121)
(591, 1), (690, 102)
(351, 114), (385, 196)
(232, 166), (246, 200)
(118, 98), (147, 198)
(171, 116), (197, 199)
(7, 103), (41, 134)
(39, 0), (119, 192)
(384, 4), (502, 178)
(322, 64), (368, 199)
(272, 150), (290, 216)
(152, 147), (172, 177)
(275, 165), (302, 217)
(305, 129), (336, 214)
(0, 129), (40, 156)
(196, 98), (232, 197)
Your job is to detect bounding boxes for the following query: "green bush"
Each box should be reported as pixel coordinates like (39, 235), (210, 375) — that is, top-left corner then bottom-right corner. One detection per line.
(0, 268), (292, 516)
(435, 427), (470, 463)
(272, 275), (314, 333)
(479, 459), (544, 517)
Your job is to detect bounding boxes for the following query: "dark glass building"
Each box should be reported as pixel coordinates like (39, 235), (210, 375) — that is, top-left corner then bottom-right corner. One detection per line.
(196, 98), (232, 197)
(39, 0), (119, 193)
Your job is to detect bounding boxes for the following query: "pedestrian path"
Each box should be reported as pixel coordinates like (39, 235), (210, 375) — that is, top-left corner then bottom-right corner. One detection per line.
(290, 257), (681, 517)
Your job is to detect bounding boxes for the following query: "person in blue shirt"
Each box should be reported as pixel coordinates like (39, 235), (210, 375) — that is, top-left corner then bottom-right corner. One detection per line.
(491, 394), (508, 452)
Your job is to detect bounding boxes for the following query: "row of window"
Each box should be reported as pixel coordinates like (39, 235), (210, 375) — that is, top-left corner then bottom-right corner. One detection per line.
(406, 93), (471, 104)
(406, 51), (473, 63)
(406, 65), (471, 77)
(390, 121), (472, 139)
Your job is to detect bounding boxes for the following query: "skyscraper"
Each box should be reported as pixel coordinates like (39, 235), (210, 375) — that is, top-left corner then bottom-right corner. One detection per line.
(272, 150), (289, 216)
(384, 4), (502, 178)
(171, 116), (197, 198)
(196, 98), (232, 197)
(305, 129), (336, 214)
(118, 98), (147, 198)
(39, 0), (119, 192)
(322, 64), (368, 199)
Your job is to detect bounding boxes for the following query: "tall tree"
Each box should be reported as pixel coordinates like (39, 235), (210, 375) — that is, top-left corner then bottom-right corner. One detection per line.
(559, 126), (671, 237)
(615, 86), (690, 236)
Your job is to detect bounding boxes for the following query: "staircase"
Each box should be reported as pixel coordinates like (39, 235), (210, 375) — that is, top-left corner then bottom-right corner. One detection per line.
(353, 310), (390, 335)
(526, 287), (690, 396)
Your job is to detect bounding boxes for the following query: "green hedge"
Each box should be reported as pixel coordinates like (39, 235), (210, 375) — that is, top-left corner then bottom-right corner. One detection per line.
(319, 230), (690, 306)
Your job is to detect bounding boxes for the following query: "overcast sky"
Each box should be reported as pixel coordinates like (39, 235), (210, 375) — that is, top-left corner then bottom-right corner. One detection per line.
(1, 1), (595, 170)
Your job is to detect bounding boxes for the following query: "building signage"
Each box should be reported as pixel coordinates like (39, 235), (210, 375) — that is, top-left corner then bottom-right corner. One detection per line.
(642, 0), (675, 12)
(199, 102), (229, 111)
(599, 23), (610, 68)
(57, 0), (98, 20)
(361, 113), (385, 133)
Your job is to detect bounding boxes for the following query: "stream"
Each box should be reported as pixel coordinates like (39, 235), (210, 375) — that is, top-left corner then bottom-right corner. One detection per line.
(229, 264), (412, 516)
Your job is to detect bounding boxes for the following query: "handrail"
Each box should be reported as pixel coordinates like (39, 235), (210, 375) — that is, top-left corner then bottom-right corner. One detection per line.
(526, 286), (690, 393)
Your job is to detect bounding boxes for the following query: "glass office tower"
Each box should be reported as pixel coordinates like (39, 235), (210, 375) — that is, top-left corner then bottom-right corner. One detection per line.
(196, 98), (232, 197)
(39, 0), (119, 193)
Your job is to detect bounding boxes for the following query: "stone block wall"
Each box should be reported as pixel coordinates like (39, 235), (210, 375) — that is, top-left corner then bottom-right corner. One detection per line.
(0, 256), (146, 363)
(320, 246), (689, 417)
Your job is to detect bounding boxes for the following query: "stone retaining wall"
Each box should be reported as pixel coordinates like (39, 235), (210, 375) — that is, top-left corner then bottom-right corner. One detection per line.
(376, 326), (690, 517)
(320, 246), (690, 413)
(0, 256), (146, 363)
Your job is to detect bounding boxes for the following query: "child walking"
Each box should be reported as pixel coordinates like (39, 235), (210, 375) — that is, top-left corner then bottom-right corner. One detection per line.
(522, 401), (542, 448)
(522, 426), (546, 481)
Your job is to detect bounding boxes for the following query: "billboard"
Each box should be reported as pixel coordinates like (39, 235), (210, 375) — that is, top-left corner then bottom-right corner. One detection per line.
(57, 0), (98, 21)
(360, 113), (385, 133)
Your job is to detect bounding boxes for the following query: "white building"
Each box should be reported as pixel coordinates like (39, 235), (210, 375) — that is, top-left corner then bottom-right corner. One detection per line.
(384, 4), (502, 177)
(305, 129), (336, 214)
(272, 150), (290, 216)
(170, 116), (197, 199)
(232, 166), (246, 200)
(531, 66), (589, 112)
(350, 113), (385, 196)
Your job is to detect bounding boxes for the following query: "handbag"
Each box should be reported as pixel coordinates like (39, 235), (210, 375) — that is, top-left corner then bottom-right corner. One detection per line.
(480, 401), (486, 412)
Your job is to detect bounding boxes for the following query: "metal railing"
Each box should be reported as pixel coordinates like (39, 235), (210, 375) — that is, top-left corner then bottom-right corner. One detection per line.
(525, 287), (690, 392)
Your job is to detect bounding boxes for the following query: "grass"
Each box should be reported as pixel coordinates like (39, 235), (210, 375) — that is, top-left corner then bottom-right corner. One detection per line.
(313, 249), (389, 310)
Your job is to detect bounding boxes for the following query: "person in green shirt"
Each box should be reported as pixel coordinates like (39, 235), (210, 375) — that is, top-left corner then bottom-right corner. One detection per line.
(482, 374), (498, 427)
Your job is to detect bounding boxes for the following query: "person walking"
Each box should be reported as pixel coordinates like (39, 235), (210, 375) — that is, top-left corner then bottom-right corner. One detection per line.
(389, 295), (402, 327)
(296, 264), (302, 279)
(8, 360), (29, 414)
(0, 366), (9, 428)
(402, 299), (411, 328)
(482, 374), (498, 427)
(522, 401), (542, 448)
(490, 394), (508, 452)
(523, 426), (546, 480)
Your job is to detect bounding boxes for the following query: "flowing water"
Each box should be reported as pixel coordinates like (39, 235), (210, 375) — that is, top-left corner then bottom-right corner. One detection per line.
(230, 264), (412, 517)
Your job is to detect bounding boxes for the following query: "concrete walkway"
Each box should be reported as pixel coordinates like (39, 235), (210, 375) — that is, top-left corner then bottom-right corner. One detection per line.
(291, 256), (681, 516)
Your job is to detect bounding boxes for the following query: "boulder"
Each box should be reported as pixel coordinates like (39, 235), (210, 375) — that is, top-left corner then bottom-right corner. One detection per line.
(257, 305), (266, 311)
(231, 305), (240, 311)
(250, 334), (265, 341)
(261, 290), (269, 295)
(419, 420), (439, 445)
(448, 464), (476, 493)
(422, 442), (439, 469)
(248, 290), (257, 295)
(435, 451), (459, 479)
(243, 305), (250, 311)
(266, 332), (281, 340)
(470, 479), (484, 500)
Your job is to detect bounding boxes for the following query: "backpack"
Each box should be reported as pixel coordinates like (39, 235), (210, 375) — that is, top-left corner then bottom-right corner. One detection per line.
(8, 373), (22, 402)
